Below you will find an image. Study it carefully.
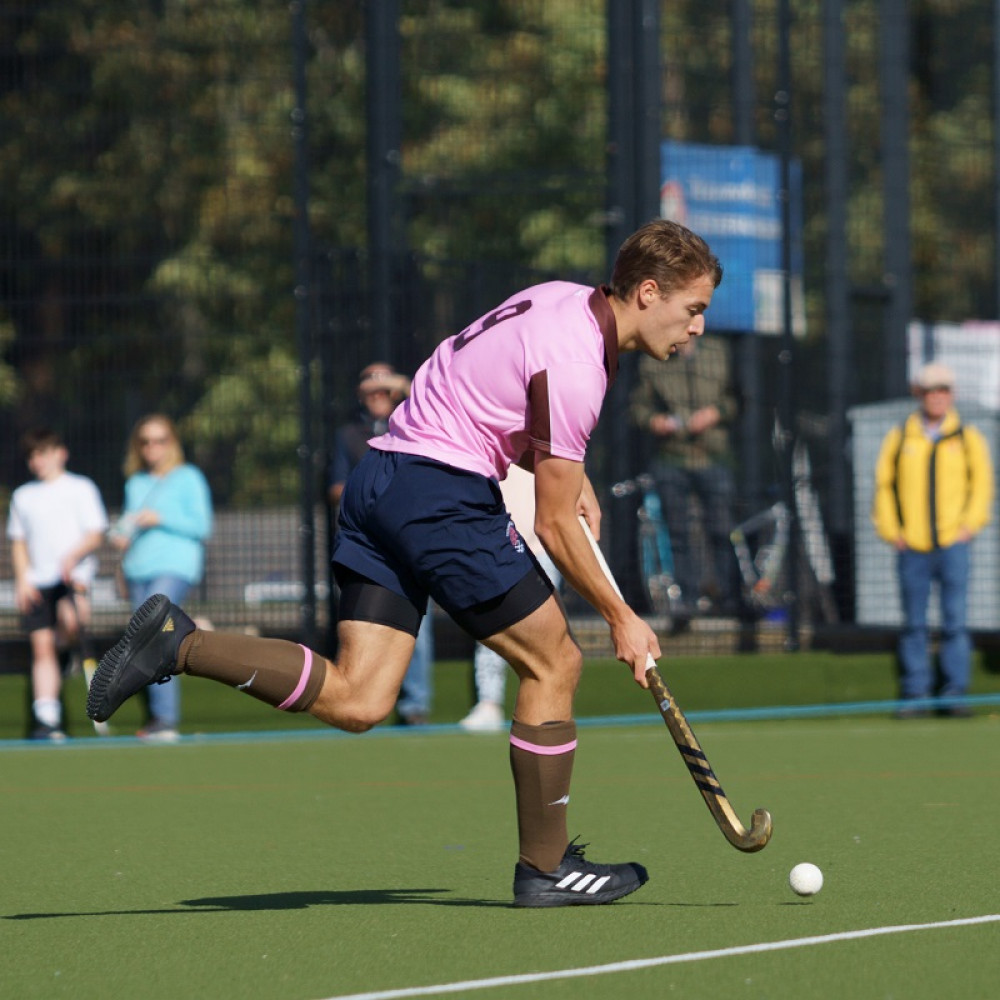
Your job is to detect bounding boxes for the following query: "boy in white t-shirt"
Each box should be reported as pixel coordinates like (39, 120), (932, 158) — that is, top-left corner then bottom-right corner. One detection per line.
(7, 428), (108, 739)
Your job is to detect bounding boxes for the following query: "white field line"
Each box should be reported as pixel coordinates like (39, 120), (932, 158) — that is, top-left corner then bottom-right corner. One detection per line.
(320, 913), (1000, 1000)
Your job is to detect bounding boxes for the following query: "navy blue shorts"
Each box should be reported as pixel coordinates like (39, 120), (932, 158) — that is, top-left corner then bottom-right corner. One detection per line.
(333, 450), (547, 622)
(21, 582), (72, 634)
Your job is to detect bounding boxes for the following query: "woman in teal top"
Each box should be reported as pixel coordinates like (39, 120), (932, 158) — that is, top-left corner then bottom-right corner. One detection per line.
(110, 414), (212, 740)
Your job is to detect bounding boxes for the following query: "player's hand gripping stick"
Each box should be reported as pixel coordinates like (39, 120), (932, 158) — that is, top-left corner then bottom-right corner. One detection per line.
(579, 516), (772, 853)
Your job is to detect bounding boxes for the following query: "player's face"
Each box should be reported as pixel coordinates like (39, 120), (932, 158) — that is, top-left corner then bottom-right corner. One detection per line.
(360, 386), (394, 418)
(918, 384), (953, 421)
(138, 422), (174, 472)
(639, 274), (716, 360)
(27, 445), (68, 481)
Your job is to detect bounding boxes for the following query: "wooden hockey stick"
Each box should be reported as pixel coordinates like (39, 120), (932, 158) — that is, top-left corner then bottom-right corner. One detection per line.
(579, 516), (772, 852)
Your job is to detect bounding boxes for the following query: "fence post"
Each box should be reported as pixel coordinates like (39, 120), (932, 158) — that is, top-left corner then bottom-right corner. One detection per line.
(605, 0), (661, 602)
(823, 0), (852, 616)
(776, 0), (800, 650)
(879, 0), (912, 398)
(292, 0), (317, 648)
(366, 0), (402, 364)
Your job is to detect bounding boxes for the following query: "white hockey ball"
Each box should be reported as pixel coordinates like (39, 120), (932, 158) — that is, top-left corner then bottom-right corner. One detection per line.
(789, 862), (824, 896)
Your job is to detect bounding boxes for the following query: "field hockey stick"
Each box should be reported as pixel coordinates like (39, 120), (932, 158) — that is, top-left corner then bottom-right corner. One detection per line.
(70, 586), (111, 736)
(578, 516), (772, 853)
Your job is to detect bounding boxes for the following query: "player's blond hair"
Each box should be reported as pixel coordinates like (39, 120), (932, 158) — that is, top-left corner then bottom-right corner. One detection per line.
(123, 414), (186, 478)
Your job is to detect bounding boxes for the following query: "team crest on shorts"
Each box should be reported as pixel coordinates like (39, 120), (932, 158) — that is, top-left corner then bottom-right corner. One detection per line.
(507, 519), (525, 553)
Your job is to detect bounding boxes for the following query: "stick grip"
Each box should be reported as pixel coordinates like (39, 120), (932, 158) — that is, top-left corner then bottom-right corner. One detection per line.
(578, 516), (657, 672)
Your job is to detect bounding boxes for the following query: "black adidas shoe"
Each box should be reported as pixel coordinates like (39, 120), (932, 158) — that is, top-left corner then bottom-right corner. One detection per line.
(512, 839), (648, 908)
(86, 595), (195, 723)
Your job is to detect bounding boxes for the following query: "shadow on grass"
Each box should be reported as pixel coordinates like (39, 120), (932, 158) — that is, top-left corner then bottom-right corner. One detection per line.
(5, 887), (511, 919)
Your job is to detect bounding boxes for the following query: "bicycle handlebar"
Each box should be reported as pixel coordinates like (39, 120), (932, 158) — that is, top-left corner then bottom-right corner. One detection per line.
(611, 473), (656, 499)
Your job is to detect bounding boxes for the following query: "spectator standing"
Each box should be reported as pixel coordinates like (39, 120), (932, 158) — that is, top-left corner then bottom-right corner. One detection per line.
(110, 414), (212, 741)
(459, 464), (561, 731)
(873, 362), (994, 717)
(629, 336), (742, 622)
(328, 363), (434, 725)
(7, 427), (108, 740)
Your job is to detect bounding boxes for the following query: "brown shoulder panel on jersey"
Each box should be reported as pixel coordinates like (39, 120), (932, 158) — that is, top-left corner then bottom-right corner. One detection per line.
(589, 286), (620, 386)
(527, 369), (552, 454)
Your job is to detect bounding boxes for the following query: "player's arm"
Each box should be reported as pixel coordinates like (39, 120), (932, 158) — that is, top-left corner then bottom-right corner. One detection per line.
(61, 529), (104, 584)
(871, 428), (903, 546)
(533, 453), (660, 686)
(11, 538), (39, 612)
(963, 427), (995, 536)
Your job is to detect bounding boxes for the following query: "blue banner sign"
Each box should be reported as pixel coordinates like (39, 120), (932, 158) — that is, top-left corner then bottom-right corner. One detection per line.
(660, 140), (803, 335)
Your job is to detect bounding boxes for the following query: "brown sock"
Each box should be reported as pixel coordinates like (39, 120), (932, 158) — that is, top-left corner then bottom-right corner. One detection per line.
(509, 718), (577, 872)
(178, 631), (327, 712)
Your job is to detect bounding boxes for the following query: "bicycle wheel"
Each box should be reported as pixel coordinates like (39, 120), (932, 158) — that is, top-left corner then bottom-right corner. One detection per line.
(639, 522), (675, 621)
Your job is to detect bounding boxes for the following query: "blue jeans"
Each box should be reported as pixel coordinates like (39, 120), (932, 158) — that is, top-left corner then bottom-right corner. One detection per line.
(653, 461), (740, 608)
(396, 611), (434, 720)
(897, 542), (971, 699)
(128, 575), (193, 727)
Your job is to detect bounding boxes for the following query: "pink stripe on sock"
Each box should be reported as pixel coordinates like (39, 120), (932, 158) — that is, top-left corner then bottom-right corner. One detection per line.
(509, 734), (577, 756)
(277, 646), (313, 711)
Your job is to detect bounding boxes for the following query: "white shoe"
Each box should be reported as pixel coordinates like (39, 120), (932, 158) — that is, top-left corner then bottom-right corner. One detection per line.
(136, 721), (181, 743)
(459, 701), (505, 732)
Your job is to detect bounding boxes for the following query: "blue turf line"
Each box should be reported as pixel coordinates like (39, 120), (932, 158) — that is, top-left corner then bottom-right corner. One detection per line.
(2, 693), (1000, 751)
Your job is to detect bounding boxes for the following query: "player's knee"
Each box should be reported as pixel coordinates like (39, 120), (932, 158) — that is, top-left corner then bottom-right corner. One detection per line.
(561, 641), (584, 690)
(331, 691), (396, 733)
(531, 636), (582, 692)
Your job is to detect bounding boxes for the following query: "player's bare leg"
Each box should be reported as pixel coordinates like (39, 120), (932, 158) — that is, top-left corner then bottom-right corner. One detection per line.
(307, 620), (416, 731)
(29, 628), (61, 702)
(483, 594), (648, 906)
(87, 594), (416, 732)
(29, 627), (65, 739)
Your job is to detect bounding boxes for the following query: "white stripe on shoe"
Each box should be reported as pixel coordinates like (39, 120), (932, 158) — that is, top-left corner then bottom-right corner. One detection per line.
(553, 871), (613, 894)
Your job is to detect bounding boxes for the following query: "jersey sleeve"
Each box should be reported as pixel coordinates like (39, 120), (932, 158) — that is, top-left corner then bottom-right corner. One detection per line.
(7, 495), (24, 541)
(871, 426), (903, 543)
(527, 361), (606, 462)
(964, 426), (995, 535)
(79, 478), (109, 533)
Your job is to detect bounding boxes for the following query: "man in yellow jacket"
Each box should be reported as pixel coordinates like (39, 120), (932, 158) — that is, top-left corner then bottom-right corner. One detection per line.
(873, 362), (994, 717)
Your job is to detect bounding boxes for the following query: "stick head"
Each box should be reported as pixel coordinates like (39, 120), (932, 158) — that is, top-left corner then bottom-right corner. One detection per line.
(728, 808), (773, 853)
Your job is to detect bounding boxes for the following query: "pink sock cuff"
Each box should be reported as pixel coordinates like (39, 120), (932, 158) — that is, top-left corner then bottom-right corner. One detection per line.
(509, 734), (578, 756)
(277, 646), (313, 711)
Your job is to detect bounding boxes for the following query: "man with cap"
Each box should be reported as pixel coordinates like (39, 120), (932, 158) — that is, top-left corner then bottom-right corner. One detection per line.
(873, 362), (994, 717)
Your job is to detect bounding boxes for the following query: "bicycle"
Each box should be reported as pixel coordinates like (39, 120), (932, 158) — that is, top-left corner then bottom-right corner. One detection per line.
(611, 473), (682, 625)
(728, 438), (838, 624)
(729, 501), (791, 612)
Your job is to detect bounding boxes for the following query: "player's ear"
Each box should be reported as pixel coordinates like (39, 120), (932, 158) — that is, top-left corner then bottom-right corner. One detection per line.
(638, 279), (660, 307)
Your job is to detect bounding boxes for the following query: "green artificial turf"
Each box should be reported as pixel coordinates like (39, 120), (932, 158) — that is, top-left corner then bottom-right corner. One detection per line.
(2, 714), (1000, 999)
(2, 646), (999, 741)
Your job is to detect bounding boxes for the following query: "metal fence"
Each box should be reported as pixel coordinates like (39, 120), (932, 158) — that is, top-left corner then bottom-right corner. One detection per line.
(1, 1), (998, 662)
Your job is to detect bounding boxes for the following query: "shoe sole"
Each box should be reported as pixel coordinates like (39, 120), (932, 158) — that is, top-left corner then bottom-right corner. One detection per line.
(86, 595), (173, 723)
(513, 865), (648, 908)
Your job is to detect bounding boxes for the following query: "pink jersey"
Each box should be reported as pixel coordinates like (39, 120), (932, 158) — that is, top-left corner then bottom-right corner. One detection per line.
(369, 282), (619, 479)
